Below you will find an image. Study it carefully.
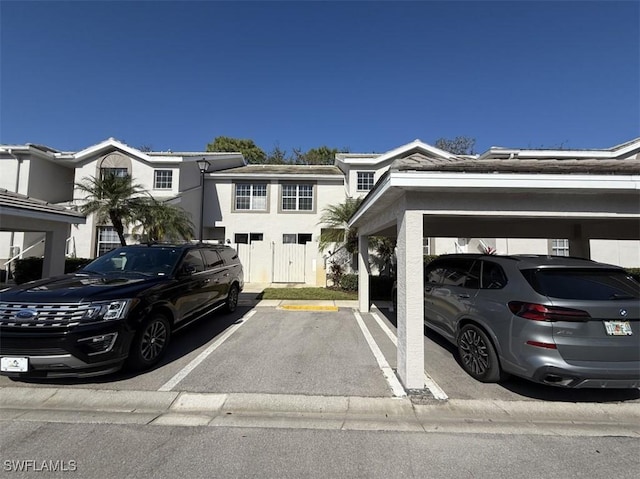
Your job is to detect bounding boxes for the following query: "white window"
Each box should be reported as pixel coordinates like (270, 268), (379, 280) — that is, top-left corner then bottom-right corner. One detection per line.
(234, 233), (249, 244)
(235, 184), (267, 211)
(282, 184), (313, 211)
(97, 227), (120, 256)
(154, 170), (173, 189)
(551, 239), (570, 256)
(283, 233), (312, 244)
(357, 172), (375, 191)
(423, 237), (431, 255)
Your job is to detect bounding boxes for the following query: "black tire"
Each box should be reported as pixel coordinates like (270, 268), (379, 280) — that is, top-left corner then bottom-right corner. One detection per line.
(225, 284), (239, 313)
(457, 324), (502, 383)
(127, 313), (171, 371)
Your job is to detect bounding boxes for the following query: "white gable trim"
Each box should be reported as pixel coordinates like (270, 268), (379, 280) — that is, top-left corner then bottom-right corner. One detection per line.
(71, 138), (153, 163)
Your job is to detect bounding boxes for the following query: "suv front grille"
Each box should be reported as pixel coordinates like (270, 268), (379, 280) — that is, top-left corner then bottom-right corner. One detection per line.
(0, 302), (92, 327)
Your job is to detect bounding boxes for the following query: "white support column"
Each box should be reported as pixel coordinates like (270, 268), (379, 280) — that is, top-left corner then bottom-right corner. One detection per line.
(569, 224), (591, 259)
(358, 234), (370, 313)
(396, 209), (424, 390)
(42, 224), (69, 278)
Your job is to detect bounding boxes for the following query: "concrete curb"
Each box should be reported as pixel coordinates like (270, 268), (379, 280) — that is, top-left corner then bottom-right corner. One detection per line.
(1, 387), (638, 436)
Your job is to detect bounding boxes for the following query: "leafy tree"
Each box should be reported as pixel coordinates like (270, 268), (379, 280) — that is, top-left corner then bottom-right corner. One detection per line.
(292, 145), (341, 165)
(266, 144), (288, 164)
(318, 197), (364, 254)
(434, 136), (476, 155)
(370, 237), (396, 276)
(133, 198), (195, 243)
(207, 136), (267, 164)
(75, 174), (148, 246)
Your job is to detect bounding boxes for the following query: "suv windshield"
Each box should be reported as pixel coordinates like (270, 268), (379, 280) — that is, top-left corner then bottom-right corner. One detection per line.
(81, 247), (183, 276)
(521, 268), (640, 300)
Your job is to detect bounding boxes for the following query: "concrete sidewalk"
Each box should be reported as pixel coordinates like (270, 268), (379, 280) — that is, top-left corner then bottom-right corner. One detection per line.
(1, 386), (638, 437)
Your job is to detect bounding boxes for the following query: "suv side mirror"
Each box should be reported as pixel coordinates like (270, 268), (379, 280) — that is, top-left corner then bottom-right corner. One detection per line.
(179, 264), (197, 277)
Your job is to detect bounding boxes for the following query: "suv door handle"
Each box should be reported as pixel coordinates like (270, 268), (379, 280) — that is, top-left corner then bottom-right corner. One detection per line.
(457, 293), (470, 299)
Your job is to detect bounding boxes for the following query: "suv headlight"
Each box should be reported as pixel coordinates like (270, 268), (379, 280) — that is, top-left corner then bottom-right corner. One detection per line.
(82, 299), (136, 322)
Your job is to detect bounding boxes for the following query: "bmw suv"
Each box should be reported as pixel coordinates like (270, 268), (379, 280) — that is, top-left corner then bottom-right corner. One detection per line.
(0, 243), (244, 378)
(395, 254), (639, 388)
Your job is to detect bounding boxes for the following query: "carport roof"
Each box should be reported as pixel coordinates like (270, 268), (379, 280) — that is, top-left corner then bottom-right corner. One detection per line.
(392, 151), (640, 174)
(0, 189), (85, 224)
(348, 137), (640, 232)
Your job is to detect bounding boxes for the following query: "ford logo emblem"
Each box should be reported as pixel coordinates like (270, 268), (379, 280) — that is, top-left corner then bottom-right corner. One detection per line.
(15, 309), (38, 320)
(620, 309), (628, 317)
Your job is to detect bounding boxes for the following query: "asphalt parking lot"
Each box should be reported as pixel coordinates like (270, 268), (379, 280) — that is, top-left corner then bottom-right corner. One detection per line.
(1, 290), (638, 405)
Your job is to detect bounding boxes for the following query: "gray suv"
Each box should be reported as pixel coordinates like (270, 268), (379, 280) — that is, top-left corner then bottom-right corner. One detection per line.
(405, 254), (639, 388)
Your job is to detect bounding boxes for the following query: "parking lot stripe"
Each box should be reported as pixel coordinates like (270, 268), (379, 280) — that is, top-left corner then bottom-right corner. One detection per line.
(370, 311), (448, 401)
(353, 311), (407, 398)
(158, 309), (257, 392)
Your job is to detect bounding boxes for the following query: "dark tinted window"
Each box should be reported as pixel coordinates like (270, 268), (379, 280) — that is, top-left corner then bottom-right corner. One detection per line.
(202, 249), (224, 269)
(84, 247), (181, 274)
(426, 258), (479, 289)
(221, 248), (239, 265)
(235, 234), (248, 244)
(425, 264), (445, 285)
(221, 248), (238, 264)
(481, 261), (507, 289)
(522, 268), (640, 300)
(181, 250), (205, 273)
(441, 259), (479, 289)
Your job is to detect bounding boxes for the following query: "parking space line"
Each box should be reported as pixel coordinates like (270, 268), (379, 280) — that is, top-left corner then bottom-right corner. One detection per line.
(370, 311), (449, 401)
(158, 309), (257, 392)
(353, 310), (406, 398)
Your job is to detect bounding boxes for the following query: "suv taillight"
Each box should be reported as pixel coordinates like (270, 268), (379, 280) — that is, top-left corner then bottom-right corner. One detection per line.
(508, 301), (591, 322)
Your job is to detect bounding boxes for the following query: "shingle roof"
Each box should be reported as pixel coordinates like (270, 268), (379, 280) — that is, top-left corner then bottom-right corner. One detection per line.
(0, 189), (85, 219)
(392, 152), (640, 174)
(212, 164), (344, 176)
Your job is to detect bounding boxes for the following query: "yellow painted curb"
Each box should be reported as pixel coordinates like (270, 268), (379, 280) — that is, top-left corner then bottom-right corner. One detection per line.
(279, 305), (339, 311)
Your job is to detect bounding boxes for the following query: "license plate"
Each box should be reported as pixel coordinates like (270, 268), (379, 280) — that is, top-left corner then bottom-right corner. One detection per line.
(603, 320), (633, 336)
(0, 357), (29, 373)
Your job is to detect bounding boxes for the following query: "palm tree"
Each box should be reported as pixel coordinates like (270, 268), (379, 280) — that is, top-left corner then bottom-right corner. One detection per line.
(75, 174), (148, 246)
(318, 197), (364, 254)
(370, 236), (396, 276)
(133, 198), (195, 243)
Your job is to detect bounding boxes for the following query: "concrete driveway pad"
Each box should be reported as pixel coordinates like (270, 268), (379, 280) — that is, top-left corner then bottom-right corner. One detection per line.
(170, 308), (394, 397)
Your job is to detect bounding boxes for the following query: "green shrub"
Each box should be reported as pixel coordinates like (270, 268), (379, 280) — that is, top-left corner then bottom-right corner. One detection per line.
(12, 257), (92, 284)
(339, 274), (358, 291)
(424, 255), (439, 264)
(65, 258), (92, 273)
(12, 257), (42, 284)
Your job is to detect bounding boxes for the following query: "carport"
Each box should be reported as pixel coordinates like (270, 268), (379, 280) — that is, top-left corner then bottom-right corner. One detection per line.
(348, 140), (640, 390)
(0, 189), (86, 278)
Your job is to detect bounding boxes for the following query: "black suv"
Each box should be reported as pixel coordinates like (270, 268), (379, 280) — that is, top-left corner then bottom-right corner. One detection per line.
(0, 243), (244, 378)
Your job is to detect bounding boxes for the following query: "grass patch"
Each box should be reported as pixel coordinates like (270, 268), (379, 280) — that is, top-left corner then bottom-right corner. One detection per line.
(258, 287), (358, 300)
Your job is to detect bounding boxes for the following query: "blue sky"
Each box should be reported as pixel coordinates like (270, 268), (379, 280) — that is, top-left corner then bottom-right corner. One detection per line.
(1, 1), (638, 155)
